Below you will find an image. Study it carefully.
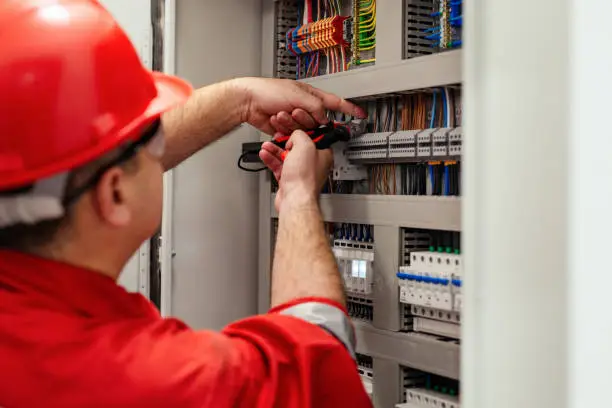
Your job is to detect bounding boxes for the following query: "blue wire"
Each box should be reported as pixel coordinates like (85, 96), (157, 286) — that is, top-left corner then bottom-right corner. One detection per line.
(429, 165), (434, 193)
(441, 88), (448, 127)
(430, 91), (437, 128)
(444, 165), (449, 196)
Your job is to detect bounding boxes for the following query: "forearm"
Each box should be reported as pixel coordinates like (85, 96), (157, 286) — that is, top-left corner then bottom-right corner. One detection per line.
(160, 80), (246, 170)
(271, 195), (345, 308)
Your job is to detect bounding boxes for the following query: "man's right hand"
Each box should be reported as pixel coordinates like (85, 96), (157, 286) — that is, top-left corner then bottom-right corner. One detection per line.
(260, 130), (333, 212)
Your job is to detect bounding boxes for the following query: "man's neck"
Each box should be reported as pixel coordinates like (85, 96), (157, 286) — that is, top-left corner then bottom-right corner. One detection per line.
(30, 242), (126, 280)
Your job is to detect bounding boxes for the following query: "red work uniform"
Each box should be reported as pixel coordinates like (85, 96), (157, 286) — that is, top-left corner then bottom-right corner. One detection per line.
(0, 250), (373, 408)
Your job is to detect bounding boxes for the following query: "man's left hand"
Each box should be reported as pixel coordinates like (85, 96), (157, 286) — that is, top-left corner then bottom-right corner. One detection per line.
(231, 78), (366, 136)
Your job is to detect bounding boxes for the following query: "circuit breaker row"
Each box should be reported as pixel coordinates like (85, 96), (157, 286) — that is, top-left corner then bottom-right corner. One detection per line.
(333, 239), (375, 297)
(346, 127), (462, 162)
(398, 250), (463, 313)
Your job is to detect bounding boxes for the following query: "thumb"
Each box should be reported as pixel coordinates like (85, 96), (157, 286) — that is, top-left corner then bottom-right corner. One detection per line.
(286, 129), (312, 151)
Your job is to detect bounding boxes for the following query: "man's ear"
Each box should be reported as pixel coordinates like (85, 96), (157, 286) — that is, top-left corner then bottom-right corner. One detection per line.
(94, 167), (132, 227)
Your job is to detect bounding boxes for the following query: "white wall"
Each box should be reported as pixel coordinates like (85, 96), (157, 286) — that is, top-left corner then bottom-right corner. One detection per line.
(568, 1), (612, 407)
(98, 0), (152, 295)
(463, 0), (568, 406)
(172, 0), (262, 330)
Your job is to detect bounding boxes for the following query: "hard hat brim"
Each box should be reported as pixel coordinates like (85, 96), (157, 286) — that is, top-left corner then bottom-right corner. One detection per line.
(148, 72), (194, 119)
(0, 71), (193, 191)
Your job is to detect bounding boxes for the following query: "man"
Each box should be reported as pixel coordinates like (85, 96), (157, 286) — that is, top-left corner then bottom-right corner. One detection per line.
(0, 1), (372, 407)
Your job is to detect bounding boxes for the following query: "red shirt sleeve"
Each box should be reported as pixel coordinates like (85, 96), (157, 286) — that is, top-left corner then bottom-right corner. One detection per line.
(92, 313), (372, 408)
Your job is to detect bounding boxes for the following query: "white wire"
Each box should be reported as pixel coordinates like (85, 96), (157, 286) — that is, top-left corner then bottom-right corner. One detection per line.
(445, 87), (452, 127)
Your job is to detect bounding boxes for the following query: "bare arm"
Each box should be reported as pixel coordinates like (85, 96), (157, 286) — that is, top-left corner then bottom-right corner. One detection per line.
(160, 81), (244, 170)
(261, 132), (345, 308)
(159, 77), (365, 171)
(272, 196), (345, 307)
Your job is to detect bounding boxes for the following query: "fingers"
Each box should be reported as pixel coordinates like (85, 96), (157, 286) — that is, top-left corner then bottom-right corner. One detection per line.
(291, 108), (318, 129)
(277, 111), (300, 132)
(259, 144), (283, 181)
(270, 115), (291, 135)
(308, 86), (367, 119)
(290, 84), (329, 124)
(285, 129), (312, 151)
(261, 141), (285, 157)
(271, 109), (319, 136)
(319, 147), (334, 169)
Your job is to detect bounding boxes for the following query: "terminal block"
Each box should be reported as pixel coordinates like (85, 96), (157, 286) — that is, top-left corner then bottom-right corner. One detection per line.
(397, 388), (460, 408)
(417, 128), (436, 157)
(448, 126), (462, 156)
(412, 305), (461, 339)
(344, 127), (462, 162)
(347, 295), (374, 321)
(357, 354), (374, 399)
(346, 132), (391, 160)
(389, 130), (419, 158)
(432, 128), (452, 157)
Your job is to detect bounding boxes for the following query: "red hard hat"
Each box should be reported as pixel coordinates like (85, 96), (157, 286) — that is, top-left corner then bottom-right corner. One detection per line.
(0, 0), (193, 190)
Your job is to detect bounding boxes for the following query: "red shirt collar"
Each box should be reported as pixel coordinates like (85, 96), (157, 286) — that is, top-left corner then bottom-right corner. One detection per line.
(0, 250), (158, 319)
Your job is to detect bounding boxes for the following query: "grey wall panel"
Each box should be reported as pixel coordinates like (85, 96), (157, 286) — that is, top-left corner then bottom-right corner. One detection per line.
(463, 0), (568, 405)
(300, 50), (462, 99)
(173, 0), (262, 330)
(373, 226), (401, 331)
(372, 358), (402, 408)
(272, 194), (462, 231)
(375, 0), (404, 65)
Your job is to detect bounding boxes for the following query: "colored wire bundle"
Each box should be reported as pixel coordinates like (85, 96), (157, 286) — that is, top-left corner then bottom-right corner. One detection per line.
(350, 0), (376, 66)
(293, 0), (351, 78)
(363, 87), (460, 132)
(424, 0), (462, 49)
(402, 228), (461, 257)
(333, 222), (374, 242)
(357, 88), (462, 197)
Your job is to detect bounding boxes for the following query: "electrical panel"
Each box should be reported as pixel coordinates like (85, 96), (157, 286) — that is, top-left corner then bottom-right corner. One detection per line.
(358, 353), (375, 399)
(262, 1), (463, 407)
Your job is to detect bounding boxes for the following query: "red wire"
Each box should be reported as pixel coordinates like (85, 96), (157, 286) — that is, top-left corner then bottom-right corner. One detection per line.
(307, 0), (313, 22)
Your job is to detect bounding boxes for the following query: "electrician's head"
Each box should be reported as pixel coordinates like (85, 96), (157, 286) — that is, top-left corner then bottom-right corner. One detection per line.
(0, 0), (192, 272)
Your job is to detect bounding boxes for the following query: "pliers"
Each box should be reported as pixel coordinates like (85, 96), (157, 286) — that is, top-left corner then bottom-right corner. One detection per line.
(273, 119), (367, 160)
(237, 119), (367, 172)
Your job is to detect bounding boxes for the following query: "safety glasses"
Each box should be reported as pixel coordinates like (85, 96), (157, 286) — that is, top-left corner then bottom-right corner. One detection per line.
(63, 119), (164, 206)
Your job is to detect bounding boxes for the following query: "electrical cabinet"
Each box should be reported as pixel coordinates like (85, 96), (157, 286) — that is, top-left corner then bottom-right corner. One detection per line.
(259, 1), (463, 407)
(169, 0), (603, 407)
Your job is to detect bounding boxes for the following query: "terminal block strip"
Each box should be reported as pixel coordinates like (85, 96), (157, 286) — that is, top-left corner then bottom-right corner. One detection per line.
(346, 127), (462, 163)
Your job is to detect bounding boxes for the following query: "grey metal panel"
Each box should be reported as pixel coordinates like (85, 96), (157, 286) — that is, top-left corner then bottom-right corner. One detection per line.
(258, 173), (273, 313)
(375, 0), (404, 65)
(271, 194), (462, 231)
(373, 226), (401, 331)
(258, 0), (275, 314)
(354, 320), (460, 380)
(172, 0), (262, 330)
(414, 317), (461, 339)
(261, 0), (276, 78)
(299, 50), (462, 99)
(373, 357), (402, 408)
